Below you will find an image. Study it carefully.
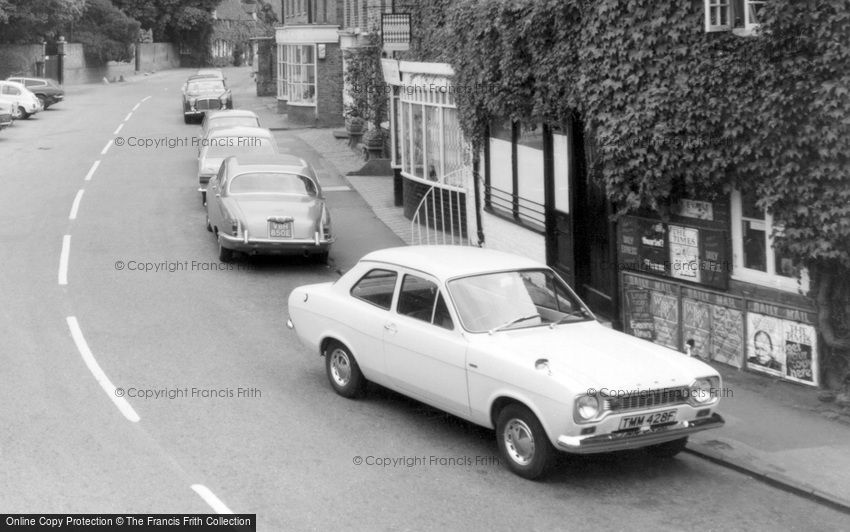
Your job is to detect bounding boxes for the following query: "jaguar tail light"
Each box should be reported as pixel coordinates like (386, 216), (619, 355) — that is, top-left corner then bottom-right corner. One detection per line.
(320, 205), (332, 240)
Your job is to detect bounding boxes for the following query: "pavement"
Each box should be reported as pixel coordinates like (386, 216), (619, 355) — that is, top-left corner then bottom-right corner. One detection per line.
(228, 66), (850, 515)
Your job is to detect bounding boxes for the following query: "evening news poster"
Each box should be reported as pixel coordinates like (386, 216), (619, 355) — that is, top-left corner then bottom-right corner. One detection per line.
(746, 312), (818, 386)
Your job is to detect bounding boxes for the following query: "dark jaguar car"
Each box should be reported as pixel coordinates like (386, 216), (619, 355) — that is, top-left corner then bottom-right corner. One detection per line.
(181, 75), (232, 124)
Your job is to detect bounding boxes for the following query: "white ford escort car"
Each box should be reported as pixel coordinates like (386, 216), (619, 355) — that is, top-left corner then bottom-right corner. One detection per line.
(287, 246), (724, 479)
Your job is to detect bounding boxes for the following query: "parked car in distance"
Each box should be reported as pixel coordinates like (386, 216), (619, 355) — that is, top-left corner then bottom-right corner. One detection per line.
(181, 76), (232, 123)
(197, 126), (278, 204)
(0, 80), (41, 119)
(0, 100), (13, 130)
(287, 246), (725, 479)
(201, 110), (261, 137)
(6, 77), (64, 109)
(205, 154), (333, 263)
(0, 93), (21, 120)
(196, 68), (225, 81)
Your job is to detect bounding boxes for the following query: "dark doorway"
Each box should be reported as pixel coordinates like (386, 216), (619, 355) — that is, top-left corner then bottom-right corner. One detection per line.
(545, 123), (575, 288)
(547, 116), (618, 325)
(572, 116), (617, 322)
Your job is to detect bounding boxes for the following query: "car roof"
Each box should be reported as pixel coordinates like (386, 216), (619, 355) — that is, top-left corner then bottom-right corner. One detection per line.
(359, 246), (547, 281)
(227, 154), (316, 179)
(207, 126), (273, 138)
(187, 75), (224, 83)
(206, 109), (259, 120)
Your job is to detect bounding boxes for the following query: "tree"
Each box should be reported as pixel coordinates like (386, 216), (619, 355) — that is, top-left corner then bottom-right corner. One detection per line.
(71, 0), (140, 64)
(343, 33), (387, 129)
(0, 0), (86, 43)
(111, 0), (219, 42)
(0, 0), (11, 25)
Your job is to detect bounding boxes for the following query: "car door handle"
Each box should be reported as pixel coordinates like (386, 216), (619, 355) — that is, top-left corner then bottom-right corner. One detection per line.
(384, 322), (397, 333)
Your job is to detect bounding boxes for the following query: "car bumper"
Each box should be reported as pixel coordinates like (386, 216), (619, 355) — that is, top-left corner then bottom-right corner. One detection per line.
(0, 113), (11, 128)
(556, 412), (725, 454)
(218, 233), (334, 255)
(184, 100), (231, 116)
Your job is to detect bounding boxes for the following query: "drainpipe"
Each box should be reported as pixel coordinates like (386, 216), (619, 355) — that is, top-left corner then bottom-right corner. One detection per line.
(472, 149), (484, 246)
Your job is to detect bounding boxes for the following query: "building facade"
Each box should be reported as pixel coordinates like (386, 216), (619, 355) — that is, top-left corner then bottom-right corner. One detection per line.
(276, 0), (345, 126)
(382, 60), (473, 244)
(210, 0), (270, 67)
(376, 0), (831, 387)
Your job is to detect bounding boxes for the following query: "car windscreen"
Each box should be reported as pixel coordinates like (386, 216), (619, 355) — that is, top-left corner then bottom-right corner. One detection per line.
(447, 269), (590, 333)
(187, 81), (225, 93)
(210, 117), (260, 130)
(228, 172), (317, 196)
(205, 137), (275, 158)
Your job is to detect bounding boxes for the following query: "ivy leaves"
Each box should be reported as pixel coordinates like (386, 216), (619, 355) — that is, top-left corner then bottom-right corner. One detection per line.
(423, 0), (849, 269)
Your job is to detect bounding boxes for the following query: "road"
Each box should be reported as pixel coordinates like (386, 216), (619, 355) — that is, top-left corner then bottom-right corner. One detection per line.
(0, 68), (847, 531)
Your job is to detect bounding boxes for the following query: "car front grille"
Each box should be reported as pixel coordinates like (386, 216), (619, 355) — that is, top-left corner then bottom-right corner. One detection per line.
(196, 99), (221, 111)
(603, 387), (689, 412)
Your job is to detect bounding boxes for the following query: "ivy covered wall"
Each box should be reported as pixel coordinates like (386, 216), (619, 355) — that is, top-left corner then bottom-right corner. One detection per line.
(399, 0), (850, 386)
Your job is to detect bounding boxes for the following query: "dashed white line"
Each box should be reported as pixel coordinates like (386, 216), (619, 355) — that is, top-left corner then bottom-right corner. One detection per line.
(66, 317), (141, 423)
(58, 235), (71, 285)
(84, 160), (100, 181)
(323, 185), (351, 192)
(113, 123), (123, 135)
(141, 96), (151, 102)
(69, 190), (85, 220)
(191, 485), (233, 514)
(124, 112), (132, 122)
(132, 103), (140, 111)
(101, 140), (113, 155)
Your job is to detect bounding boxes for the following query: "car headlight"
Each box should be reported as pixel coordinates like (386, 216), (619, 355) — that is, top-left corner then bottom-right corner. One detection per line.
(574, 394), (600, 422)
(689, 376), (720, 405)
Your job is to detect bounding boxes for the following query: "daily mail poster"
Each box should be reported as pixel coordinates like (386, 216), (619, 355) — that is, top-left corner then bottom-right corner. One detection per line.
(746, 312), (818, 386)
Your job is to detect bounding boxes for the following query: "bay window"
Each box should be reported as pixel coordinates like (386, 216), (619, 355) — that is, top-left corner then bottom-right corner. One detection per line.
(280, 44), (316, 105)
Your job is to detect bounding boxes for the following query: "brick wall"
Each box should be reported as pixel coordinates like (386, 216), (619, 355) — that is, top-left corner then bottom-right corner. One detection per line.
(402, 178), (468, 238)
(480, 211), (547, 263)
(136, 43), (180, 72)
(255, 38), (277, 96)
(0, 44), (44, 78)
(316, 42), (344, 126)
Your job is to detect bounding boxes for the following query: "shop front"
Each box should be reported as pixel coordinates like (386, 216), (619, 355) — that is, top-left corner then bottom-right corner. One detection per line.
(382, 59), (472, 243)
(618, 196), (820, 386)
(275, 25), (343, 127)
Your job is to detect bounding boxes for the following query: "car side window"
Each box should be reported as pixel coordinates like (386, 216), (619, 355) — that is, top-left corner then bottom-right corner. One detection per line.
(351, 269), (397, 310)
(216, 162), (226, 183)
(397, 274), (454, 330)
(433, 292), (454, 330)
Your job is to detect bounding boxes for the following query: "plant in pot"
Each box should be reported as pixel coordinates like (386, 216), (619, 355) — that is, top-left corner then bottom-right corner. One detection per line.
(345, 107), (366, 147)
(361, 127), (387, 160)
